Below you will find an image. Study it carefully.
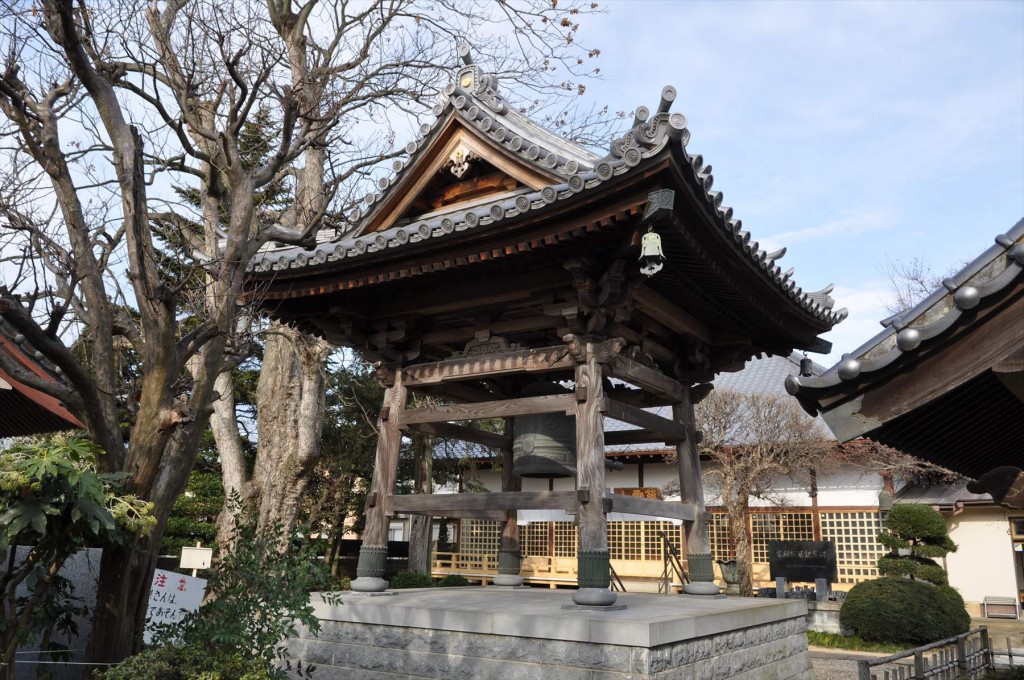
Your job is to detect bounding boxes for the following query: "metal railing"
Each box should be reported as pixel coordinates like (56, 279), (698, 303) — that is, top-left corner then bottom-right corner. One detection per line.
(658, 530), (687, 594)
(857, 627), (994, 680)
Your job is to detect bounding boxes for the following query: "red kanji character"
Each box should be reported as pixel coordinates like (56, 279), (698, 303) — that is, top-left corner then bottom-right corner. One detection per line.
(154, 573), (167, 588)
(177, 578), (187, 592)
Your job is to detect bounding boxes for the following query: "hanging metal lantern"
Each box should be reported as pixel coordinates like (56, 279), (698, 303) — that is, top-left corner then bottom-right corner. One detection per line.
(638, 226), (665, 277)
(512, 383), (576, 478)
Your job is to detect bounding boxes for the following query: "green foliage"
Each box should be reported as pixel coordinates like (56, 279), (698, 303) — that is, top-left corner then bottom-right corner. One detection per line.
(804, 630), (906, 654)
(839, 578), (970, 644)
(0, 437), (155, 664)
(142, 497), (336, 679)
(96, 642), (273, 680)
(436, 574), (471, 588)
(388, 571), (434, 589)
(161, 470), (224, 558)
(877, 504), (956, 585)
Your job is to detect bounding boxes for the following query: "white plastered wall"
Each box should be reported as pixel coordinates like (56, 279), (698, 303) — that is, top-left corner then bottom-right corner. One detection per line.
(945, 507), (1016, 614)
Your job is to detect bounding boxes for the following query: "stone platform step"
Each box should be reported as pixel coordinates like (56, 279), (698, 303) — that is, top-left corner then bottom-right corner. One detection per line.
(287, 588), (813, 679)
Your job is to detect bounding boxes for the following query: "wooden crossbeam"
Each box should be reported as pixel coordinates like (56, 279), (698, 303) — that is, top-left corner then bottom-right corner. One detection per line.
(606, 355), (687, 402)
(388, 491), (579, 515)
(604, 430), (680, 446)
(402, 345), (573, 386)
(405, 421), (512, 450)
(633, 286), (712, 344)
(608, 495), (696, 522)
(400, 393), (576, 425)
(600, 398), (688, 441)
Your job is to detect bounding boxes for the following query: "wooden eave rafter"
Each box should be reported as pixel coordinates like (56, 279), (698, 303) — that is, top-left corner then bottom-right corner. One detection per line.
(357, 116), (560, 237)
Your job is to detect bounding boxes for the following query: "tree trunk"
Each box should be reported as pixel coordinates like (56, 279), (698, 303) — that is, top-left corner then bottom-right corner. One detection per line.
(729, 498), (754, 597)
(407, 432), (434, 574)
(251, 323), (329, 541)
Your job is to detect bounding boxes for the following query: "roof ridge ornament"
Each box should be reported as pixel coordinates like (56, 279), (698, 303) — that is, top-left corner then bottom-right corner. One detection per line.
(607, 86), (689, 164)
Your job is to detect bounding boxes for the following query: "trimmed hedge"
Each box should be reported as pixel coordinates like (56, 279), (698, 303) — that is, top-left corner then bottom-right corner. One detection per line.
(840, 578), (970, 645)
(389, 571), (434, 589)
(437, 574), (471, 587)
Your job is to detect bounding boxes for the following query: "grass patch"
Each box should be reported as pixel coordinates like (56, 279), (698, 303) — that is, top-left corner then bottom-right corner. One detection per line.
(806, 630), (907, 654)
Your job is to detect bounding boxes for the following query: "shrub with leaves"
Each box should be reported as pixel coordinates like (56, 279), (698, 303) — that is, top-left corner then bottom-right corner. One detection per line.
(119, 496), (337, 679)
(839, 578), (970, 644)
(0, 437), (155, 673)
(388, 571), (434, 589)
(436, 574), (470, 588)
(877, 504), (957, 585)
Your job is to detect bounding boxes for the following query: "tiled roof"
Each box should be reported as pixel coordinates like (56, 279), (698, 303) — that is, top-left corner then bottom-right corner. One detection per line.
(247, 51), (844, 327)
(0, 322), (84, 437)
(786, 219), (1024, 397)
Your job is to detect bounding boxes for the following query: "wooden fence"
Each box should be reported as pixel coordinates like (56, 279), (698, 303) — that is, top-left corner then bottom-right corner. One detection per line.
(857, 627), (994, 680)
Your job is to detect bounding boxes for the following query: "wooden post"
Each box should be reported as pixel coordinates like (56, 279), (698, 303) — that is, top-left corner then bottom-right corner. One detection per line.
(572, 353), (616, 606)
(675, 387), (716, 590)
(352, 366), (407, 592)
(495, 418), (524, 586)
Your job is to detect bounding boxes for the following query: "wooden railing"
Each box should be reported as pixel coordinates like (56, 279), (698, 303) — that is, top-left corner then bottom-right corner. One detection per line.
(857, 627), (994, 680)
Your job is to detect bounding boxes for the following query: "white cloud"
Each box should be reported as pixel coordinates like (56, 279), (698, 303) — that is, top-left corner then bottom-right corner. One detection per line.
(760, 211), (895, 253)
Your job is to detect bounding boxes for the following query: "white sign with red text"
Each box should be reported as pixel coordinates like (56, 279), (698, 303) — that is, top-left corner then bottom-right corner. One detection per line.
(143, 568), (207, 644)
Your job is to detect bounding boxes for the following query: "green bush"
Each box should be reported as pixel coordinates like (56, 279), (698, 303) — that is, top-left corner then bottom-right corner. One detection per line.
(97, 643), (273, 680)
(840, 578), (970, 644)
(876, 504), (956, 585)
(389, 571), (434, 589)
(436, 574), (470, 587)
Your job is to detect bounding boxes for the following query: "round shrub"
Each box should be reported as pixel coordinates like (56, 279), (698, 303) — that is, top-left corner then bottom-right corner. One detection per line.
(389, 570), (434, 589)
(436, 574), (471, 587)
(840, 578), (969, 644)
(98, 644), (272, 680)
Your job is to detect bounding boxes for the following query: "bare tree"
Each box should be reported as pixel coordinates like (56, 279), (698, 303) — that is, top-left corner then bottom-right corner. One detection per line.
(882, 256), (966, 316)
(693, 389), (832, 597)
(0, 0), (606, 661)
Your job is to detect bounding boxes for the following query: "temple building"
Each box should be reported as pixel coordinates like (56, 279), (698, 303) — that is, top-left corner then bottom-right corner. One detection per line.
(248, 47), (844, 603)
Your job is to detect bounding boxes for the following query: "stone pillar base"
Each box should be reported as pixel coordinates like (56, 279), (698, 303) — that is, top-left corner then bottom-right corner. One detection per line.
(352, 546), (388, 592)
(493, 574), (525, 587)
(571, 587), (618, 606)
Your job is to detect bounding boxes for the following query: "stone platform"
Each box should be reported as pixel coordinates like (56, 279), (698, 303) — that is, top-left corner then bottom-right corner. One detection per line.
(286, 588), (812, 679)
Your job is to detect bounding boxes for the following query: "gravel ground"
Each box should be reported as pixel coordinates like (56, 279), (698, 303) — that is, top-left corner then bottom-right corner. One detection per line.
(811, 656), (861, 679)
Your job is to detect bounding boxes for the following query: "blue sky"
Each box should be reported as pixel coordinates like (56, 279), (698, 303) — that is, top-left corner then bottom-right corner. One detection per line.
(578, 0), (1024, 365)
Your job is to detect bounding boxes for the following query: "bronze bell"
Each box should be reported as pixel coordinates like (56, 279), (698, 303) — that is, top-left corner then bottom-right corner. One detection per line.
(512, 382), (577, 478)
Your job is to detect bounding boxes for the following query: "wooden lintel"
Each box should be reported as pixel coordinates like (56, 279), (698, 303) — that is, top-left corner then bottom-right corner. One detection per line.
(608, 495), (696, 522)
(604, 430), (679, 447)
(394, 506), (509, 521)
(601, 397), (689, 441)
(606, 355), (687, 402)
(389, 491), (579, 515)
(403, 345), (573, 386)
(605, 386), (675, 408)
(420, 316), (559, 346)
(407, 381), (498, 404)
(406, 421), (512, 450)
(400, 393), (577, 426)
(633, 286), (712, 344)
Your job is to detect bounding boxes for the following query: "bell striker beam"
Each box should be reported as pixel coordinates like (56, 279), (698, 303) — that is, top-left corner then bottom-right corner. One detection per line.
(495, 417), (524, 586)
(674, 386), (716, 591)
(352, 365), (408, 592)
(572, 347), (616, 606)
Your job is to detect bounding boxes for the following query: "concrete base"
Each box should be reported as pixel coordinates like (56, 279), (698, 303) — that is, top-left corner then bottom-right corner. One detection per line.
(571, 587), (618, 606)
(492, 574), (524, 587)
(287, 588), (813, 679)
(683, 581), (722, 596)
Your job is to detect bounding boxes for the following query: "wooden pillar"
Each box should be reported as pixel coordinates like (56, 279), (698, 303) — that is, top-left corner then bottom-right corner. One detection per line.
(495, 418), (524, 586)
(352, 366), (407, 592)
(572, 354), (616, 605)
(674, 388), (716, 588)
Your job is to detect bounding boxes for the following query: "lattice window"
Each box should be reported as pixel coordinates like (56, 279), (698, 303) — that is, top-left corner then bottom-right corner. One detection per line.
(459, 519), (501, 555)
(608, 521), (644, 560)
(750, 512), (815, 563)
(519, 523), (549, 557)
(820, 511), (887, 584)
(644, 521), (683, 562)
(552, 522), (577, 557)
(708, 513), (735, 561)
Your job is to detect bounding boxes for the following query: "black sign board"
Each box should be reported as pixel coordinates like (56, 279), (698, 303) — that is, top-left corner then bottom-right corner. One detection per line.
(767, 540), (837, 583)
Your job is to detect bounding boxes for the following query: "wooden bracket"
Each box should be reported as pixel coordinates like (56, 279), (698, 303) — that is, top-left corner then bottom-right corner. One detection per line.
(602, 497), (613, 513)
(366, 492), (378, 509)
(380, 406), (391, 422)
(577, 489), (591, 504)
(575, 385), (588, 403)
